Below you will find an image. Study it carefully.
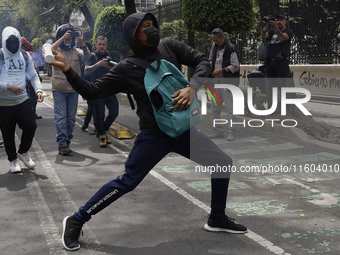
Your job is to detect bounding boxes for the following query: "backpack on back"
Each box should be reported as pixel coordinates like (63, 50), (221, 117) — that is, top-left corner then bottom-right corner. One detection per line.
(128, 57), (202, 138)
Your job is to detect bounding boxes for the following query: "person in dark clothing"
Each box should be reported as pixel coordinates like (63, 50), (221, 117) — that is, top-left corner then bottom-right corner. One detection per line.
(261, 14), (294, 112)
(208, 28), (240, 141)
(50, 12), (247, 251)
(84, 36), (119, 147)
(21, 37), (43, 119)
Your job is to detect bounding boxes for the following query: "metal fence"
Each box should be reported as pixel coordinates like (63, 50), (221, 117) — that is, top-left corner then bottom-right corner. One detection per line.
(147, 0), (340, 65)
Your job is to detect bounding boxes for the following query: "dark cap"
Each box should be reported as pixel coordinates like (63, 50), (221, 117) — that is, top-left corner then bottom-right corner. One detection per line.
(276, 14), (286, 20)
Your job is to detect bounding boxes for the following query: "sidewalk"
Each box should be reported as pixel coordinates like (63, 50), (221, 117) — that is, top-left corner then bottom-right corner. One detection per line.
(304, 101), (340, 128)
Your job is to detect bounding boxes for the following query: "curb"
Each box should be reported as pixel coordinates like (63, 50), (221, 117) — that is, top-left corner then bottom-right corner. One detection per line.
(210, 111), (340, 151)
(40, 74), (51, 81)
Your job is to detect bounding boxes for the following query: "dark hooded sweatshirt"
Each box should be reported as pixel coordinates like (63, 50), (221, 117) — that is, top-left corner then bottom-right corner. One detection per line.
(63, 12), (211, 132)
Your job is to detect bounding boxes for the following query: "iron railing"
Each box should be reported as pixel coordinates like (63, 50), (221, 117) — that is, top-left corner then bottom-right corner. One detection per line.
(146, 0), (340, 65)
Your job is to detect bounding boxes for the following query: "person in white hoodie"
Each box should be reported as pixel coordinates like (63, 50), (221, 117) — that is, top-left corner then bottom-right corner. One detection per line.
(0, 26), (44, 173)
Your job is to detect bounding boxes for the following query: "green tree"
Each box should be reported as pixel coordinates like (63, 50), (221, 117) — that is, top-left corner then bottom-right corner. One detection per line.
(160, 19), (212, 55)
(182, 0), (256, 34)
(0, 3), (20, 42)
(93, 5), (128, 56)
(7, 0), (74, 38)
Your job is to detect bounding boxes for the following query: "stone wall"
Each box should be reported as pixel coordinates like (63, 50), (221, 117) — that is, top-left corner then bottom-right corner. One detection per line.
(240, 65), (340, 96)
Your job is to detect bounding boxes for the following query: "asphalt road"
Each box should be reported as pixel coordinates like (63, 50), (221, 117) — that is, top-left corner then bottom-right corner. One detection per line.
(0, 79), (339, 255)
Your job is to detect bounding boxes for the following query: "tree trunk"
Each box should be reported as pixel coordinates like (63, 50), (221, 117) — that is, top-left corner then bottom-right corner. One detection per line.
(125, 0), (136, 16)
(187, 30), (195, 79)
(79, 4), (95, 32)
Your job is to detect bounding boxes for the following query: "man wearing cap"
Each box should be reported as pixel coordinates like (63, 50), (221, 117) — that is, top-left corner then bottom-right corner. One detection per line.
(261, 14), (294, 112)
(208, 28), (240, 141)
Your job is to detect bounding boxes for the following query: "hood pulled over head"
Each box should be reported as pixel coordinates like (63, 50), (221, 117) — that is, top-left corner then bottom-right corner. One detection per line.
(2, 26), (21, 56)
(123, 12), (159, 52)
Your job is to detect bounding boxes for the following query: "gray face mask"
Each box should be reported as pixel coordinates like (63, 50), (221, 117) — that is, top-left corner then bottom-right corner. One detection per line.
(144, 26), (160, 47)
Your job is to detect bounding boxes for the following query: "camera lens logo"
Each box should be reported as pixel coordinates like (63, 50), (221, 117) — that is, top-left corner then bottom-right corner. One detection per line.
(197, 83), (223, 115)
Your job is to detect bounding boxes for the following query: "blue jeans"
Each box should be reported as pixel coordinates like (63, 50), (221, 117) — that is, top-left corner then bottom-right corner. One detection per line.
(75, 127), (232, 223)
(93, 95), (119, 137)
(52, 91), (78, 148)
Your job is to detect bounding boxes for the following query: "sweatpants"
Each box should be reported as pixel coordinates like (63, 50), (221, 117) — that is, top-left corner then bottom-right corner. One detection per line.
(0, 99), (37, 161)
(75, 127), (232, 223)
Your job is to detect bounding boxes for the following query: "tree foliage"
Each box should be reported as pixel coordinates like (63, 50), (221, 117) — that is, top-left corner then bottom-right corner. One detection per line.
(92, 5), (128, 54)
(182, 0), (256, 34)
(0, 1), (20, 43)
(31, 35), (56, 51)
(160, 19), (212, 55)
(7, 0), (75, 38)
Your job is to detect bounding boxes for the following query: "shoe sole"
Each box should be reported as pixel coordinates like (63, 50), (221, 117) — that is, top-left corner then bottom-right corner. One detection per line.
(62, 216), (80, 251)
(17, 156), (35, 169)
(11, 169), (22, 173)
(204, 223), (247, 234)
(59, 150), (72, 155)
(24, 164), (35, 169)
(59, 152), (71, 155)
(20, 162), (35, 169)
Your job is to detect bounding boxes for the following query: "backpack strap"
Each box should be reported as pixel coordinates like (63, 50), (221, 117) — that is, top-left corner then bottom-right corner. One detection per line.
(124, 43), (164, 110)
(20, 49), (29, 72)
(0, 49), (4, 71)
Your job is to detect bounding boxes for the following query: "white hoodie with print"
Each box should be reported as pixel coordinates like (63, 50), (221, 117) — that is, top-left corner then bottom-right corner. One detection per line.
(0, 26), (42, 103)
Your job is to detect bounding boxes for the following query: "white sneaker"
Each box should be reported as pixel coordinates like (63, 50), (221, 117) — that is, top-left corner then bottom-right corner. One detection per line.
(17, 153), (35, 169)
(10, 159), (21, 173)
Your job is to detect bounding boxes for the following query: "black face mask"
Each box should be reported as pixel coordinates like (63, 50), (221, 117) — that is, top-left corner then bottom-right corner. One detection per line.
(6, 37), (19, 54)
(144, 26), (160, 47)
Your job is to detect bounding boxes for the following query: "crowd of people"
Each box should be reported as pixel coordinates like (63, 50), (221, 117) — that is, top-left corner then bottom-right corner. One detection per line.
(0, 12), (293, 252)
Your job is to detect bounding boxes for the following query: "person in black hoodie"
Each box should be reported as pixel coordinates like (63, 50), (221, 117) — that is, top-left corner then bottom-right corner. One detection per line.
(50, 12), (247, 251)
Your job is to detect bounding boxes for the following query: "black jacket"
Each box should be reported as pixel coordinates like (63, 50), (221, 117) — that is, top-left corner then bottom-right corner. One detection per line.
(210, 41), (240, 85)
(63, 12), (211, 132)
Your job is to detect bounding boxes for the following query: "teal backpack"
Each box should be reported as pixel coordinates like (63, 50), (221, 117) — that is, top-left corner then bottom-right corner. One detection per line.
(128, 57), (202, 138)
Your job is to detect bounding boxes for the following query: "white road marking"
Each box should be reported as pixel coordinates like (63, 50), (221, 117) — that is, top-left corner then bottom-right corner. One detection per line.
(150, 170), (291, 255)
(284, 178), (338, 206)
(266, 177), (282, 185)
(308, 193), (338, 206)
(23, 167), (67, 255)
(284, 178), (319, 193)
(28, 137), (108, 255)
